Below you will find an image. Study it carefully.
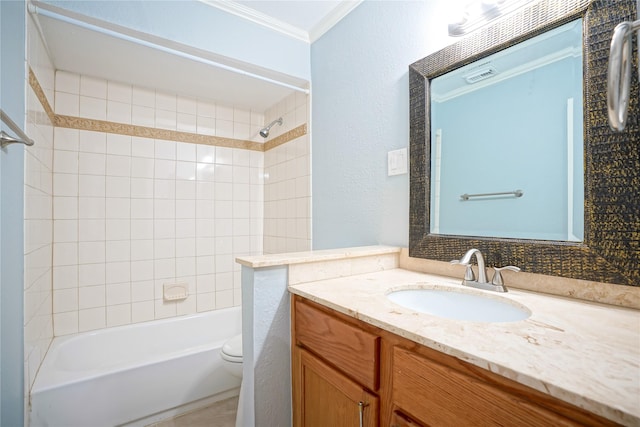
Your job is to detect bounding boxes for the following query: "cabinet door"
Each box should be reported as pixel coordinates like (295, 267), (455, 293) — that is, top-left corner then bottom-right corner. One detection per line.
(296, 348), (379, 427)
(390, 410), (425, 427)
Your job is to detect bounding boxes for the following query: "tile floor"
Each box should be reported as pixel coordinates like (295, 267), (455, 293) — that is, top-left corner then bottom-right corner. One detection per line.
(148, 396), (238, 427)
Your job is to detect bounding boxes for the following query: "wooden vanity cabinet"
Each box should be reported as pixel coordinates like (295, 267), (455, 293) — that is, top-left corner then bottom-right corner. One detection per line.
(291, 296), (619, 427)
(292, 297), (380, 426)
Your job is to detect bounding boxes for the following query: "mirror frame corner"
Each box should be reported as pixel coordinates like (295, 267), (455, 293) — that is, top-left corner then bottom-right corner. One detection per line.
(409, 0), (639, 286)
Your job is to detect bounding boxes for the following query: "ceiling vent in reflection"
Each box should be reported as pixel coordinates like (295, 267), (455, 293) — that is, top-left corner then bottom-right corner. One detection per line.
(464, 67), (499, 84)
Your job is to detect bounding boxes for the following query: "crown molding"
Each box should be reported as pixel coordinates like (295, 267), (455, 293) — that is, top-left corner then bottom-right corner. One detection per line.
(199, 0), (310, 42)
(309, 1), (363, 43)
(199, 0), (362, 44)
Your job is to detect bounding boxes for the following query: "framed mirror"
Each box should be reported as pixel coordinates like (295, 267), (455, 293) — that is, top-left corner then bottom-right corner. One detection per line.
(409, 0), (639, 286)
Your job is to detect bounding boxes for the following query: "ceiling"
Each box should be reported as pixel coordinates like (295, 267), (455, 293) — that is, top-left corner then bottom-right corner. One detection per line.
(31, 1), (361, 112)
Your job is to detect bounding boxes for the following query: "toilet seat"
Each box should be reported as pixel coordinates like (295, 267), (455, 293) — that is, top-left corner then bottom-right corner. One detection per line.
(221, 334), (243, 363)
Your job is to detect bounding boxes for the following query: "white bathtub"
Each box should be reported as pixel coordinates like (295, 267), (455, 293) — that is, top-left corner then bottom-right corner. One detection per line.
(30, 307), (242, 427)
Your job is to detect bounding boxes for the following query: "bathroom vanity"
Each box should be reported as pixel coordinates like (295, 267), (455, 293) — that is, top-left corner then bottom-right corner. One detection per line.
(291, 295), (620, 426)
(286, 259), (639, 426)
(238, 246), (639, 426)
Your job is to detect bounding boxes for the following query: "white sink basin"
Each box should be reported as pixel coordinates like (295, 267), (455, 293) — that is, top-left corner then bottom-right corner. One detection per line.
(387, 288), (530, 322)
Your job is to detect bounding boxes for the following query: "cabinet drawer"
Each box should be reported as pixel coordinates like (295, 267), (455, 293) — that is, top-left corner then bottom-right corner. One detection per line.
(392, 346), (580, 426)
(295, 300), (380, 391)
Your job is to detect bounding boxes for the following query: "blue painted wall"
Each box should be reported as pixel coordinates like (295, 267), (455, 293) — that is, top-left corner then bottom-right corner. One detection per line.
(1, 1), (26, 425)
(311, 1), (456, 249)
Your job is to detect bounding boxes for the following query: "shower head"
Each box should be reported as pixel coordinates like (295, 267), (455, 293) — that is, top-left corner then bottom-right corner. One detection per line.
(259, 117), (283, 138)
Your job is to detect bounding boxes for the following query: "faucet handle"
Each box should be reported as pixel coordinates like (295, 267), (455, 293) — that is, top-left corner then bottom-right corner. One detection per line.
(491, 266), (521, 285)
(451, 260), (476, 282)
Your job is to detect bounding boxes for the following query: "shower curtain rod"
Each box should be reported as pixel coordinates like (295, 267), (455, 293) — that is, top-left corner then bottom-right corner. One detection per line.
(28, 2), (310, 95)
(1, 109), (35, 147)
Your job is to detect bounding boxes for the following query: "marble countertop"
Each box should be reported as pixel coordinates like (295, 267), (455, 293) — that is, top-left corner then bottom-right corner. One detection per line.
(289, 268), (640, 426)
(236, 245), (400, 268)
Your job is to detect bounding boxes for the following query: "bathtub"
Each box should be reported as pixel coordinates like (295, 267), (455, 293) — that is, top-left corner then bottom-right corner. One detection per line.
(30, 306), (242, 427)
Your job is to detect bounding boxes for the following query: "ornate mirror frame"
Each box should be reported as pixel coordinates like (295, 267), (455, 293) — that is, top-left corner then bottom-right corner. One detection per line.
(409, 0), (639, 286)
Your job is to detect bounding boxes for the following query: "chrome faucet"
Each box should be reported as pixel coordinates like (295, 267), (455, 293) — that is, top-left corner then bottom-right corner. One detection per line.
(451, 248), (520, 292)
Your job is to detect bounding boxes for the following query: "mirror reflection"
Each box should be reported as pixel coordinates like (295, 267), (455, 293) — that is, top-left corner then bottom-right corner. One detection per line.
(430, 19), (584, 241)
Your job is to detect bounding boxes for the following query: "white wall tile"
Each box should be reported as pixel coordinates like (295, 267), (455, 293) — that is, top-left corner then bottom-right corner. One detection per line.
(132, 105), (155, 127)
(53, 173), (78, 197)
(106, 261), (130, 284)
(79, 307), (106, 332)
(54, 220), (78, 243)
(154, 159), (176, 179)
(107, 81), (132, 103)
(106, 155), (131, 177)
(197, 100), (216, 118)
(49, 73), (285, 333)
(80, 96), (106, 120)
(155, 140), (176, 160)
(107, 304), (131, 327)
(176, 180), (196, 200)
(54, 150), (79, 174)
(131, 157), (154, 178)
(54, 289), (78, 313)
(80, 75), (107, 98)
(106, 134), (132, 156)
(196, 116), (215, 136)
(177, 113), (197, 133)
(106, 241), (131, 263)
(131, 137), (155, 158)
(131, 281), (154, 302)
(131, 219), (154, 239)
(54, 127), (80, 151)
(54, 312), (78, 335)
(176, 219), (196, 238)
(106, 219), (130, 241)
(53, 197), (78, 220)
(132, 301), (154, 322)
(79, 241), (105, 264)
(79, 197), (105, 219)
(53, 265), (78, 290)
(177, 97), (197, 115)
(76, 178), (105, 205)
(106, 176), (130, 198)
(78, 263), (105, 287)
(79, 131), (106, 153)
(132, 87), (155, 107)
(131, 178), (154, 198)
(55, 92), (79, 116)
(106, 198), (130, 219)
(78, 153), (106, 175)
(177, 143), (197, 162)
(156, 92), (176, 111)
(55, 71), (80, 94)
(79, 219), (105, 242)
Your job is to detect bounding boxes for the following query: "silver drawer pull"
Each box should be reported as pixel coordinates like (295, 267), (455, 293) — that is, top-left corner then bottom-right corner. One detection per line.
(358, 401), (369, 427)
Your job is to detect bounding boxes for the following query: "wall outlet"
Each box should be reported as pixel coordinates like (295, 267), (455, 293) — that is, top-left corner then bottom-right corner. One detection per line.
(388, 148), (408, 176)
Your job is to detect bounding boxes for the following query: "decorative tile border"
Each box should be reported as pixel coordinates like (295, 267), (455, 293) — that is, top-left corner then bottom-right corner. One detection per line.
(29, 68), (55, 124)
(264, 124), (308, 151)
(29, 67), (307, 152)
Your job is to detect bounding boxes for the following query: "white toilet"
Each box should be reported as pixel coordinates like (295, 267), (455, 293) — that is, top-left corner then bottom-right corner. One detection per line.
(220, 334), (243, 378)
(220, 334), (244, 427)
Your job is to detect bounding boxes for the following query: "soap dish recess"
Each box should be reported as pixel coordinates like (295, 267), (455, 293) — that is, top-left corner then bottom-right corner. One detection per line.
(163, 283), (188, 301)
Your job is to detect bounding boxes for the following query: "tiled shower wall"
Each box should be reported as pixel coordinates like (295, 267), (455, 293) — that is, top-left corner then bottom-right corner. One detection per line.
(51, 72), (266, 335)
(263, 93), (311, 253)
(24, 14), (55, 396)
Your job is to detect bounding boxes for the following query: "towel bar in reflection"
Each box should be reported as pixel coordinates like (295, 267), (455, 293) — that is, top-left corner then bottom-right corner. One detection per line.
(1, 109), (35, 147)
(460, 189), (523, 201)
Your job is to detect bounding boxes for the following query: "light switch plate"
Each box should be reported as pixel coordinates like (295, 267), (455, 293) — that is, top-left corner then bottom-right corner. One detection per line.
(388, 148), (408, 176)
